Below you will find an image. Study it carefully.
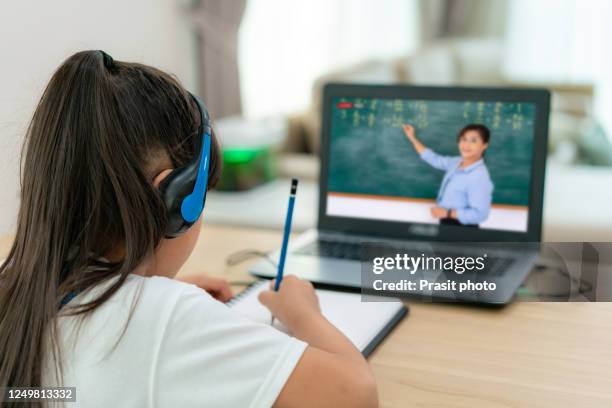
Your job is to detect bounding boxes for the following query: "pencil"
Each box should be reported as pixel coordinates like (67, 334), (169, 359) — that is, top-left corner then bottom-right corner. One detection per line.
(271, 178), (298, 325)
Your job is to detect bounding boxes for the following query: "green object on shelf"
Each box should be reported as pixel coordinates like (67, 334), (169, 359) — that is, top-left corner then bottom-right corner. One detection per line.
(224, 148), (260, 164)
(216, 146), (277, 191)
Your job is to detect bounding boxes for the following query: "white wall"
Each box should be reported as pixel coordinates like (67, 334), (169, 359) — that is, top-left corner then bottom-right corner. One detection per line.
(0, 0), (197, 234)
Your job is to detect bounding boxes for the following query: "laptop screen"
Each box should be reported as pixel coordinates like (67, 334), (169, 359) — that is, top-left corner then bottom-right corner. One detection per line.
(326, 96), (537, 233)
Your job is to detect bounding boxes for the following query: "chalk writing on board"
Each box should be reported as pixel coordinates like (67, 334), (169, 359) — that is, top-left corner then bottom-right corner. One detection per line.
(329, 97), (536, 206)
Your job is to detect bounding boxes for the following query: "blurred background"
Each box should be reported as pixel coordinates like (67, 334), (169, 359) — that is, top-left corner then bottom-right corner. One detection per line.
(1, 0), (611, 240)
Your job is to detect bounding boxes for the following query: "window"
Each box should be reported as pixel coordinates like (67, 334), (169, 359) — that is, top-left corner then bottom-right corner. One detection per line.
(238, 0), (419, 118)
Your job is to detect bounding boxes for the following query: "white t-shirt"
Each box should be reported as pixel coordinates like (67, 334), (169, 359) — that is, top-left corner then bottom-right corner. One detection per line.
(44, 275), (307, 408)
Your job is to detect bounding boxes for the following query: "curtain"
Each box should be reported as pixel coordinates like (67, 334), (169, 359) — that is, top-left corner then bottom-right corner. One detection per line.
(190, 0), (246, 118)
(419, 0), (507, 43)
(504, 0), (612, 142)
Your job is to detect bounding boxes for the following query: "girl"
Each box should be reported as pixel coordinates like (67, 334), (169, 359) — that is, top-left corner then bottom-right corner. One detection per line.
(0, 51), (377, 407)
(403, 123), (494, 227)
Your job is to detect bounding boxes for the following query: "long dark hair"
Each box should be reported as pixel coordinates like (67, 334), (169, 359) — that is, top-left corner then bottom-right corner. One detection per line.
(0, 50), (221, 392)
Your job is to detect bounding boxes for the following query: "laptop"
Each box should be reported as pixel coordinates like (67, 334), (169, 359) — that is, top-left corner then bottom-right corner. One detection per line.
(251, 84), (550, 304)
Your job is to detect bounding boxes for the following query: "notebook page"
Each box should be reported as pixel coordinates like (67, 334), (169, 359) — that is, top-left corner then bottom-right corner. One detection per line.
(228, 280), (404, 351)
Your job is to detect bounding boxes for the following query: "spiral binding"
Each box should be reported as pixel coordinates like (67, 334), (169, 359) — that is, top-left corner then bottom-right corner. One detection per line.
(227, 280), (267, 306)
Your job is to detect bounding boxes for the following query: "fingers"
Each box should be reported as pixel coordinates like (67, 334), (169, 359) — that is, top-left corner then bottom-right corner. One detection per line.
(205, 276), (222, 289)
(268, 275), (299, 289)
(260, 276), (295, 309)
(217, 282), (233, 302)
(191, 275), (234, 302)
(402, 124), (414, 137)
(259, 278), (280, 312)
(258, 289), (277, 311)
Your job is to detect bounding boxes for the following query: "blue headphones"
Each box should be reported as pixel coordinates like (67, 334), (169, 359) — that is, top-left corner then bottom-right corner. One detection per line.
(99, 51), (212, 238)
(158, 92), (212, 238)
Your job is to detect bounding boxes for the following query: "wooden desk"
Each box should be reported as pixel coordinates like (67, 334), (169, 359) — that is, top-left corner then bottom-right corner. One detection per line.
(2, 225), (611, 407)
(183, 224), (612, 408)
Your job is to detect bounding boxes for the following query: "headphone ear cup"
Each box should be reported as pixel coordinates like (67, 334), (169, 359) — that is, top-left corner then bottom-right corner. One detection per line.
(158, 92), (211, 238)
(158, 163), (198, 238)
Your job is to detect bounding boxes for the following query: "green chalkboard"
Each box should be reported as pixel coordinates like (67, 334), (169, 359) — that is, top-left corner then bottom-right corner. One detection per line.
(328, 97), (535, 206)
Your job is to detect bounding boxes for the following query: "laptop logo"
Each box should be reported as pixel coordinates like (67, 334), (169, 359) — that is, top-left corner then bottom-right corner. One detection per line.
(409, 224), (439, 237)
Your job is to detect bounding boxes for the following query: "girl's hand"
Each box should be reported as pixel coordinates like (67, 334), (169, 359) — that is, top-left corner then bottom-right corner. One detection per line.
(402, 124), (416, 140)
(176, 273), (233, 302)
(430, 206), (448, 219)
(258, 275), (323, 332)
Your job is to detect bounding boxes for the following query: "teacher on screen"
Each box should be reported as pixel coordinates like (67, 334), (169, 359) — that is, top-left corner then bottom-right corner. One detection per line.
(402, 123), (494, 227)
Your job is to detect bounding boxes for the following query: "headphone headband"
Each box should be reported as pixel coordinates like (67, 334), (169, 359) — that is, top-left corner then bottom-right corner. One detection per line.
(189, 93), (212, 135)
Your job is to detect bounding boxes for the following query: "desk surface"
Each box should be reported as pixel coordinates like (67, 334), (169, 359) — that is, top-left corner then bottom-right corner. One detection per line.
(2, 226), (611, 407)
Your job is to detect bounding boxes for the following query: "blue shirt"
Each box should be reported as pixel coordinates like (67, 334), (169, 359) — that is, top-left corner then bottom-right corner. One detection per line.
(420, 148), (493, 225)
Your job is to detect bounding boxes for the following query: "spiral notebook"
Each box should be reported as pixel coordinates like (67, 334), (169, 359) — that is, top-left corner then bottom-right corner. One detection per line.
(228, 280), (408, 357)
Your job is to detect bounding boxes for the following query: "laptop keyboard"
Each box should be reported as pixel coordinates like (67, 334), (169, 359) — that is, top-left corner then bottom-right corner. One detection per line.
(295, 238), (514, 277)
